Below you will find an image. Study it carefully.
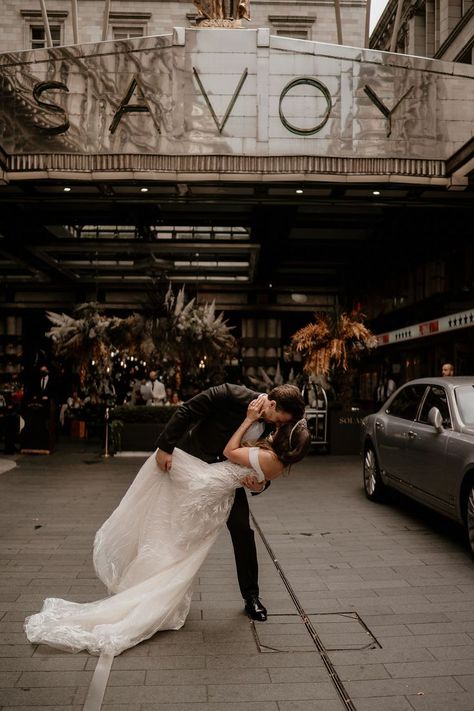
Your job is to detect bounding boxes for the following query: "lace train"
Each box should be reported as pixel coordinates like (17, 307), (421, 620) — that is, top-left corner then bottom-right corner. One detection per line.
(25, 448), (246, 656)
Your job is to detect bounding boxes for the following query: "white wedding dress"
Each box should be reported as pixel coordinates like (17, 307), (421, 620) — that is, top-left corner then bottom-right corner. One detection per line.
(24, 447), (264, 656)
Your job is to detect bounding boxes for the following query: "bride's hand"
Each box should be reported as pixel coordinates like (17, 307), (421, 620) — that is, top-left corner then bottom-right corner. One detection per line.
(247, 394), (266, 422)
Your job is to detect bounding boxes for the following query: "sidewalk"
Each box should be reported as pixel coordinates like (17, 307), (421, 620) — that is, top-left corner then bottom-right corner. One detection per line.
(1, 446), (474, 711)
(0, 458), (16, 476)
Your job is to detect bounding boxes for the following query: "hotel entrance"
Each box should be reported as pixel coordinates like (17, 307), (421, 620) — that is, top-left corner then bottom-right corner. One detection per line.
(0, 28), (473, 451)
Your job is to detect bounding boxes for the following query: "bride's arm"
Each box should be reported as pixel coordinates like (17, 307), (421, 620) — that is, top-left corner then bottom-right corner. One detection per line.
(230, 448), (282, 480)
(223, 397), (283, 483)
(223, 394), (265, 461)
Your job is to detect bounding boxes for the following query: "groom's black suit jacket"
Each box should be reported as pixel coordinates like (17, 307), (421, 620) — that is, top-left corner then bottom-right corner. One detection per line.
(156, 383), (261, 463)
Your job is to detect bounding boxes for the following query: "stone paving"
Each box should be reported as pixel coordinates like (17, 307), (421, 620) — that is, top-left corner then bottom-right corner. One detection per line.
(1, 444), (474, 711)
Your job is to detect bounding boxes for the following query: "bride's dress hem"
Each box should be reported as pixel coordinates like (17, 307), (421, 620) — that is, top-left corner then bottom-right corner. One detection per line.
(24, 448), (247, 656)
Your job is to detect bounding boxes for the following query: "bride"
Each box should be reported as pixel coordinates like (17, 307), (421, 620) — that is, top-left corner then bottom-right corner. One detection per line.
(25, 396), (311, 656)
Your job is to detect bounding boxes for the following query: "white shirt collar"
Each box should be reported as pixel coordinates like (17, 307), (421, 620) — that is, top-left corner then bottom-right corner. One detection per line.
(245, 421), (265, 441)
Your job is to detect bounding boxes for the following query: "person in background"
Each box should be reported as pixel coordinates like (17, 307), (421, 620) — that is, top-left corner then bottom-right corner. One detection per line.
(83, 388), (102, 406)
(36, 365), (57, 447)
(169, 391), (183, 406)
(37, 365), (54, 402)
(146, 371), (167, 406)
(386, 375), (396, 397)
(67, 389), (83, 410)
(60, 389), (83, 429)
(11, 382), (24, 408)
(441, 362), (454, 377)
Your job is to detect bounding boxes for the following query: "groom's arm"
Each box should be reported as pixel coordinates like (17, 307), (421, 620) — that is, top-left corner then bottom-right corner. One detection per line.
(155, 384), (230, 454)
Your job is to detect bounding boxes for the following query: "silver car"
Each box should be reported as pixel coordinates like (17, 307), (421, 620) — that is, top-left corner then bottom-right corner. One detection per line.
(361, 377), (474, 555)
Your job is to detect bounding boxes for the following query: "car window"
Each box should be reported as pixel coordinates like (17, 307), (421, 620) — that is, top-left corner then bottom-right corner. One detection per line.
(455, 385), (474, 426)
(418, 385), (451, 428)
(386, 384), (427, 421)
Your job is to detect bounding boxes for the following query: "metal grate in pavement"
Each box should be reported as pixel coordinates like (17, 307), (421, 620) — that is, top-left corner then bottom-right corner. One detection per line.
(251, 511), (360, 711)
(250, 611), (381, 653)
(309, 611), (382, 652)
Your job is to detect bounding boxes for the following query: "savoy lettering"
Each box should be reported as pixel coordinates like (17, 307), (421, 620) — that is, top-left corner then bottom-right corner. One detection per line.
(28, 72), (412, 139)
(32, 81), (70, 135)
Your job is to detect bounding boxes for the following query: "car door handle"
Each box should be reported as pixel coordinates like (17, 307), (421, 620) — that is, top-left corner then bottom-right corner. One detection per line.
(407, 430), (418, 439)
(375, 421), (384, 430)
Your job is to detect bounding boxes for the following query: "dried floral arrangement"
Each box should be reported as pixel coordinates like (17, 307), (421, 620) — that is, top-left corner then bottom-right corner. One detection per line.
(46, 286), (236, 387)
(149, 285), (236, 377)
(291, 310), (377, 376)
(46, 303), (143, 384)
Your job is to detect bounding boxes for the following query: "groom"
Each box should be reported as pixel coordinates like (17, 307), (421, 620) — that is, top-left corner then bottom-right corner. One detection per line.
(155, 383), (305, 621)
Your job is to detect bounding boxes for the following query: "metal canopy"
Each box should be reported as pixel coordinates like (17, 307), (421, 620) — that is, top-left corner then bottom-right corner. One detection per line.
(0, 177), (473, 315)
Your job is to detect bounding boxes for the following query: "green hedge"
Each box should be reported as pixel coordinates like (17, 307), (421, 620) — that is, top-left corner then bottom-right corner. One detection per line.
(109, 405), (179, 423)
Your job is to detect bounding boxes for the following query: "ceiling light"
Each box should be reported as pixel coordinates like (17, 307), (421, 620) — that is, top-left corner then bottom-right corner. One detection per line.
(177, 183), (189, 196)
(63, 187), (71, 192)
(372, 190), (380, 196)
(168, 275), (248, 282)
(174, 260), (249, 268)
(140, 187), (149, 193)
(296, 189), (303, 194)
(291, 293), (308, 304)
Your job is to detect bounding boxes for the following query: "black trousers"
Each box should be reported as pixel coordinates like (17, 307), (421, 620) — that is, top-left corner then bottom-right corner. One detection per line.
(226, 486), (258, 599)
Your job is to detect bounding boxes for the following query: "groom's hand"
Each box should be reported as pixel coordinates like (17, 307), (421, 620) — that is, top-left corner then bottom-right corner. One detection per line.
(156, 449), (172, 472)
(242, 474), (265, 492)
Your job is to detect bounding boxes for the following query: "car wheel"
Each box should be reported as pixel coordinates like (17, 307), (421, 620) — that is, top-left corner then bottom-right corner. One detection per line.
(466, 482), (474, 557)
(363, 446), (386, 501)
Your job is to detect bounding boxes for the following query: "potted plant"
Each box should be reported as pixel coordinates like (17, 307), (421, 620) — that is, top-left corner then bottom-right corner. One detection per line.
(46, 286), (236, 394)
(291, 310), (376, 454)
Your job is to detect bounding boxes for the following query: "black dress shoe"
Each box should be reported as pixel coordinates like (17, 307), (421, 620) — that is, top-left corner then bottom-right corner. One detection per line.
(244, 596), (267, 621)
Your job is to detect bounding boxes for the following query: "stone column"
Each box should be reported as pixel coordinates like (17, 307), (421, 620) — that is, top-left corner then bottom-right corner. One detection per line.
(425, 0), (436, 55)
(439, 0), (462, 45)
(407, 12), (426, 56)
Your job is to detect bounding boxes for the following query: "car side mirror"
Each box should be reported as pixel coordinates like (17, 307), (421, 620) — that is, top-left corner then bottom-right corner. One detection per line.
(427, 406), (444, 433)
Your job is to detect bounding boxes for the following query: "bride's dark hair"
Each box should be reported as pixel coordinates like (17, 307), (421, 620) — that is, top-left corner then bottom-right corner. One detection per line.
(254, 419), (311, 466)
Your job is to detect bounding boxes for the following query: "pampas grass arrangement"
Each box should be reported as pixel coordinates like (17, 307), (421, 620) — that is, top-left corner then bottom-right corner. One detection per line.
(291, 310), (376, 377)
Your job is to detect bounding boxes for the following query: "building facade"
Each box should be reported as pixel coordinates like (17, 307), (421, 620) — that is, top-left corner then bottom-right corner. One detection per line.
(370, 0), (473, 64)
(1, 0), (366, 52)
(0, 22), (473, 400)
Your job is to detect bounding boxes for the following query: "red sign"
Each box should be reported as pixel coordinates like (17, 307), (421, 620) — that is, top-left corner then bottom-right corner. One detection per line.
(419, 320), (439, 336)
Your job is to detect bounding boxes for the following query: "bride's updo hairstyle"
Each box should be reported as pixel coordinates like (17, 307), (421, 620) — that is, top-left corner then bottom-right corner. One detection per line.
(266, 418), (311, 466)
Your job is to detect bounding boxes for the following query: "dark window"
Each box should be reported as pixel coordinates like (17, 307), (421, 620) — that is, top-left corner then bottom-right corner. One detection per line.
(112, 27), (145, 39)
(386, 384), (427, 421)
(276, 30), (309, 39)
(31, 25), (61, 49)
(457, 44), (473, 65)
(418, 385), (451, 428)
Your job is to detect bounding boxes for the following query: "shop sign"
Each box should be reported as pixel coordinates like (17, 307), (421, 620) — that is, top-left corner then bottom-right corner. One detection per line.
(376, 309), (474, 346)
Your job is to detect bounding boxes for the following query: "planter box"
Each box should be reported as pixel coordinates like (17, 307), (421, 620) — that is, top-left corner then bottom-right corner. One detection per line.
(70, 420), (87, 439)
(115, 422), (164, 452)
(328, 409), (369, 455)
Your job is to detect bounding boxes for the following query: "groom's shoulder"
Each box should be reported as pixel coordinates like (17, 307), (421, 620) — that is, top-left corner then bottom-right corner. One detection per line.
(201, 383), (260, 404)
(223, 383), (260, 402)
